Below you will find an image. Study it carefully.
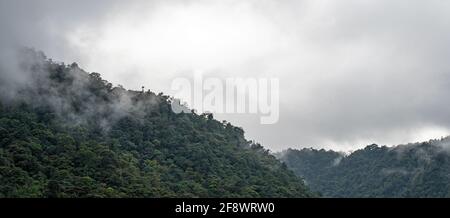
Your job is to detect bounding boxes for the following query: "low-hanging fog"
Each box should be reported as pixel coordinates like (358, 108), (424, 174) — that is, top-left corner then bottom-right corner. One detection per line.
(2, 0), (450, 151)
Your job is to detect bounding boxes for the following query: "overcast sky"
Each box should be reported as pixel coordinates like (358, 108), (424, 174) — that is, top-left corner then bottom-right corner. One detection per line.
(2, 0), (450, 151)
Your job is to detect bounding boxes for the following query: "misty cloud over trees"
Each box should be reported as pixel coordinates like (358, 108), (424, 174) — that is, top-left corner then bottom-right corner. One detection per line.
(2, 0), (450, 150)
(0, 48), (312, 197)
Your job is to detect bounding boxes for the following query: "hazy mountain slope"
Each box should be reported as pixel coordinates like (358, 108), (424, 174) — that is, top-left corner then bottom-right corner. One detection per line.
(279, 140), (450, 197)
(0, 48), (313, 197)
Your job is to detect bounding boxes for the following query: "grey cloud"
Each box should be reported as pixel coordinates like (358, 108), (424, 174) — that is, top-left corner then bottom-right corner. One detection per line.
(2, 0), (450, 151)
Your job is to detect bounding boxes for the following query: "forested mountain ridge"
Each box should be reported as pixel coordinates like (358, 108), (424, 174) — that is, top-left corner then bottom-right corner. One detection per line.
(0, 48), (313, 197)
(278, 138), (450, 197)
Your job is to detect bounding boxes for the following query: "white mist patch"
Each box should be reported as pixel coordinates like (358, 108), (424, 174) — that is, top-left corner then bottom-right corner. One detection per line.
(314, 126), (450, 152)
(411, 126), (450, 143)
(171, 71), (280, 124)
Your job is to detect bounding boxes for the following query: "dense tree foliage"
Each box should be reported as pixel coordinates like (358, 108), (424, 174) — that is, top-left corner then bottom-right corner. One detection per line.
(0, 48), (313, 197)
(279, 140), (450, 197)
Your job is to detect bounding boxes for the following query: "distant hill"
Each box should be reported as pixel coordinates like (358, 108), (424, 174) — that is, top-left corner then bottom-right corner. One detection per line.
(278, 138), (450, 197)
(0, 48), (313, 197)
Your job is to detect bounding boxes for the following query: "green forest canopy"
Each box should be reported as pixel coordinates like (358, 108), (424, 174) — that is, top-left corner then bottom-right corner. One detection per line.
(0, 48), (313, 197)
(278, 138), (450, 197)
